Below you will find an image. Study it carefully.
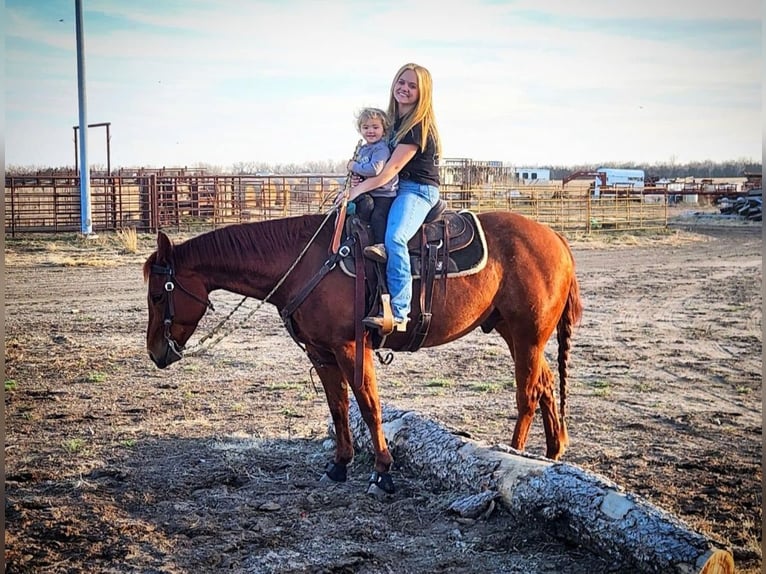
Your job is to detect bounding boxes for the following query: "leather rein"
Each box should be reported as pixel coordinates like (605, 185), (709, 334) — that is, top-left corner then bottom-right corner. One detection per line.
(148, 208), (336, 359)
(148, 209), (363, 383)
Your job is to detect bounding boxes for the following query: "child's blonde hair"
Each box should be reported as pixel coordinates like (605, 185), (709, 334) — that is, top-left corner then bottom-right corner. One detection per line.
(356, 107), (391, 134)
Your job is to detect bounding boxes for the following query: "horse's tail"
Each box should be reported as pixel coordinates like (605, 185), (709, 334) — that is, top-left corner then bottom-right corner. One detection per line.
(556, 261), (583, 433)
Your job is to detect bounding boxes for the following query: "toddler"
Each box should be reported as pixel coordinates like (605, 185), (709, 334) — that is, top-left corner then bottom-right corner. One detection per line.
(347, 107), (398, 258)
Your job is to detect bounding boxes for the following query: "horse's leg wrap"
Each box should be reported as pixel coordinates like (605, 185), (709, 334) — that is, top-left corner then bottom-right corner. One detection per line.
(367, 471), (395, 495)
(323, 461), (348, 483)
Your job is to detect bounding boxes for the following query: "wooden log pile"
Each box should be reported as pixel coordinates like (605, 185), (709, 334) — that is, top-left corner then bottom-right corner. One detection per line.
(336, 402), (735, 574)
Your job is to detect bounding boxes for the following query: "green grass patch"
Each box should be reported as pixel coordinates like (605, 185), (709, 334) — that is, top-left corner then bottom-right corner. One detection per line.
(482, 347), (504, 357)
(5, 379), (18, 391)
(266, 381), (304, 391)
(589, 379), (612, 397)
(424, 378), (454, 388)
(471, 381), (503, 393)
(63, 438), (86, 454)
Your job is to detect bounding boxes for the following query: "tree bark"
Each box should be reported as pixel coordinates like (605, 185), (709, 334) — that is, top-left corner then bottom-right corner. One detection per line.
(338, 403), (734, 574)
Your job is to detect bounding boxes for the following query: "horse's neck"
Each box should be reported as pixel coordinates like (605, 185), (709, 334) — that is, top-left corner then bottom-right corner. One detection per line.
(182, 221), (320, 302)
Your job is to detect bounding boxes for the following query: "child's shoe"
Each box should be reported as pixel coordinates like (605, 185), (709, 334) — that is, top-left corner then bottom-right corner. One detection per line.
(363, 243), (387, 263)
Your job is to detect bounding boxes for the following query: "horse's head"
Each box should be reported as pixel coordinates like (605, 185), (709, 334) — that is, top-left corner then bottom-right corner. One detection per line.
(143, 231), (214, 369)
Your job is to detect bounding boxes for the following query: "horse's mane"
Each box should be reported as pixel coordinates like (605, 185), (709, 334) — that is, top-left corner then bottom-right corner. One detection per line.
(143, 214), (331, 277)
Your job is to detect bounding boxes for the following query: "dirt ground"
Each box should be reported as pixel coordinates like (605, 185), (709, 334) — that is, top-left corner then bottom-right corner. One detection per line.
(4, 208), (762, 573)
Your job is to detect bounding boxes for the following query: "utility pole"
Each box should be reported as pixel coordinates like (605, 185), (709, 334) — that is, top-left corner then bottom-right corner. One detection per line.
(75, 0), (93, 235)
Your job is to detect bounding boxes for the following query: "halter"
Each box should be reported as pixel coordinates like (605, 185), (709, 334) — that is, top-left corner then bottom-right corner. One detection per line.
(150, 263), (215, 360)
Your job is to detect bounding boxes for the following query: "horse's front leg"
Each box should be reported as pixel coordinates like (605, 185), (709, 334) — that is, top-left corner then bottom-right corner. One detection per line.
(305, 345), (354, 483)
(335, 341), (395, 494)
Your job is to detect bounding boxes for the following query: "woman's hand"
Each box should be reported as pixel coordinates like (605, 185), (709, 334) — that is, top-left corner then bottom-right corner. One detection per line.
(346, 160), (356, 172)
(350, 174), (363, 186)
(334, 189), (349, 207)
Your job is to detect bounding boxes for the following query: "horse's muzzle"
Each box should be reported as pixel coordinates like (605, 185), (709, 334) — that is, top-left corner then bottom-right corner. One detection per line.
(148, 344), (183, 369)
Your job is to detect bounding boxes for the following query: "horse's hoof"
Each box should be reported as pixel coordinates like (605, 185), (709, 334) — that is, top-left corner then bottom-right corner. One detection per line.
(366, 482), (389, 499)
(322, 462), (347, 483)
(367, 471), (395, 497)
(319, 473), (333, 485)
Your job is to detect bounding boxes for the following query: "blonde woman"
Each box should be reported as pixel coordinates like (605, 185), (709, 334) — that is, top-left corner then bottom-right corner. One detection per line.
(345, 63), (442, 332)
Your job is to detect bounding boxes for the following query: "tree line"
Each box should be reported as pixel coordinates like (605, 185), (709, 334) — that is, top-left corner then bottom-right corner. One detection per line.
(545, 158), (761, 180)
(6, 157), (761, 178)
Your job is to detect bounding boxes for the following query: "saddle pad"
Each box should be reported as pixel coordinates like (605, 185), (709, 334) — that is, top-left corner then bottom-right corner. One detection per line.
(339, 210), (488, 280)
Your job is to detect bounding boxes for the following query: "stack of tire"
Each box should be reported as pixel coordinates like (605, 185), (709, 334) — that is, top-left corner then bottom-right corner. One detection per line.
(717, 188), (762, 221)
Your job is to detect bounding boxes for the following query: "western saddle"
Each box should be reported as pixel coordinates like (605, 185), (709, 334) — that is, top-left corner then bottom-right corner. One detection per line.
(345, 197), (480, 352)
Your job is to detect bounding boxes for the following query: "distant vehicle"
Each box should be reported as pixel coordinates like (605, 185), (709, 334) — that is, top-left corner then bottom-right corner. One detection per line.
(514, 168), (551, 183)
(593, 168), (644, 198)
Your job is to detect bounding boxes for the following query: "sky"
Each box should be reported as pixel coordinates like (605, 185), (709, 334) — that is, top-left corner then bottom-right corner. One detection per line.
(5, 0), (762, 170)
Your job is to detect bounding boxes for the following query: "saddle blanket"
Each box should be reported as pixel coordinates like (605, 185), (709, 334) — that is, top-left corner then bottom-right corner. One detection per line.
(339, 210), (488, 279)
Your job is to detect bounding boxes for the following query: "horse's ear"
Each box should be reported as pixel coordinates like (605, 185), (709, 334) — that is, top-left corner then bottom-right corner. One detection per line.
(156, 231), (173, 261)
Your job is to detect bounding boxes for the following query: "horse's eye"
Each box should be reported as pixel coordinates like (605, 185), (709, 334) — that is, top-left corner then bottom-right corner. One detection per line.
(150, 293), (164, 304)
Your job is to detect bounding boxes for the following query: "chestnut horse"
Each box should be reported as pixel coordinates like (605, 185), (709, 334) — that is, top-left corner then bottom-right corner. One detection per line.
(143, 210), (582, 493)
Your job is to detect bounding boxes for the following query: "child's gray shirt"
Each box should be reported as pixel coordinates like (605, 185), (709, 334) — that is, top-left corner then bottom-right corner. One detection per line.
(349, 140), (398, 197)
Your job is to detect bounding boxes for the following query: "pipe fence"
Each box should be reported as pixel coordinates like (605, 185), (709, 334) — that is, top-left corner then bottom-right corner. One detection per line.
(5, 174), (679, 236)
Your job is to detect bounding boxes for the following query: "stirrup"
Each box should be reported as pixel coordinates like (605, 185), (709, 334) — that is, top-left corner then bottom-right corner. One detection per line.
(363, 294), (395, 334)
(363, 294), (407, 333)
(362, 315), (408, 333)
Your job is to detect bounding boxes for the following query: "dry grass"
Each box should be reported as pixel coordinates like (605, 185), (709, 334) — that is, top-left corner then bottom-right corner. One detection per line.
(567, 228), (710, 250)
(115, 227), (139, 254)
(5, 231), (153, 267)
(49, 255), (119, 268)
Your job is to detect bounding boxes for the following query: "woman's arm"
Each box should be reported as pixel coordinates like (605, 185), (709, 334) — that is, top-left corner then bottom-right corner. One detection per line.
(347, 143), (417, 201)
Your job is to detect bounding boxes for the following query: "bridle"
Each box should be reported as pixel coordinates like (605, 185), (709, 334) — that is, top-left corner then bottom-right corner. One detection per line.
(146, 204), (338, 359)
(150, 263), (215, 360)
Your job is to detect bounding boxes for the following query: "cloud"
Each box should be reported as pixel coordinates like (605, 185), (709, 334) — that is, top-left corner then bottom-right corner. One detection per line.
(510, 0), (760, 21)
(5, 0), (761, 167)
(6, 7), (76, 51)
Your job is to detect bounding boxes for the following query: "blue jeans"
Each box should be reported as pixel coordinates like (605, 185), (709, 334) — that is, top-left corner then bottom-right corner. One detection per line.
(384, 179), (440, 320)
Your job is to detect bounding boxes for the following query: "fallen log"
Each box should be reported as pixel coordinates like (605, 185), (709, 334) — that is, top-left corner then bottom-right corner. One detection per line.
(337, 403), (734, 574)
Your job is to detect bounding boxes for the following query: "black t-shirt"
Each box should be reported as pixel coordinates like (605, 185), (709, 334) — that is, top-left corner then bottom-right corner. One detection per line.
(391, 118), (440, 187)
